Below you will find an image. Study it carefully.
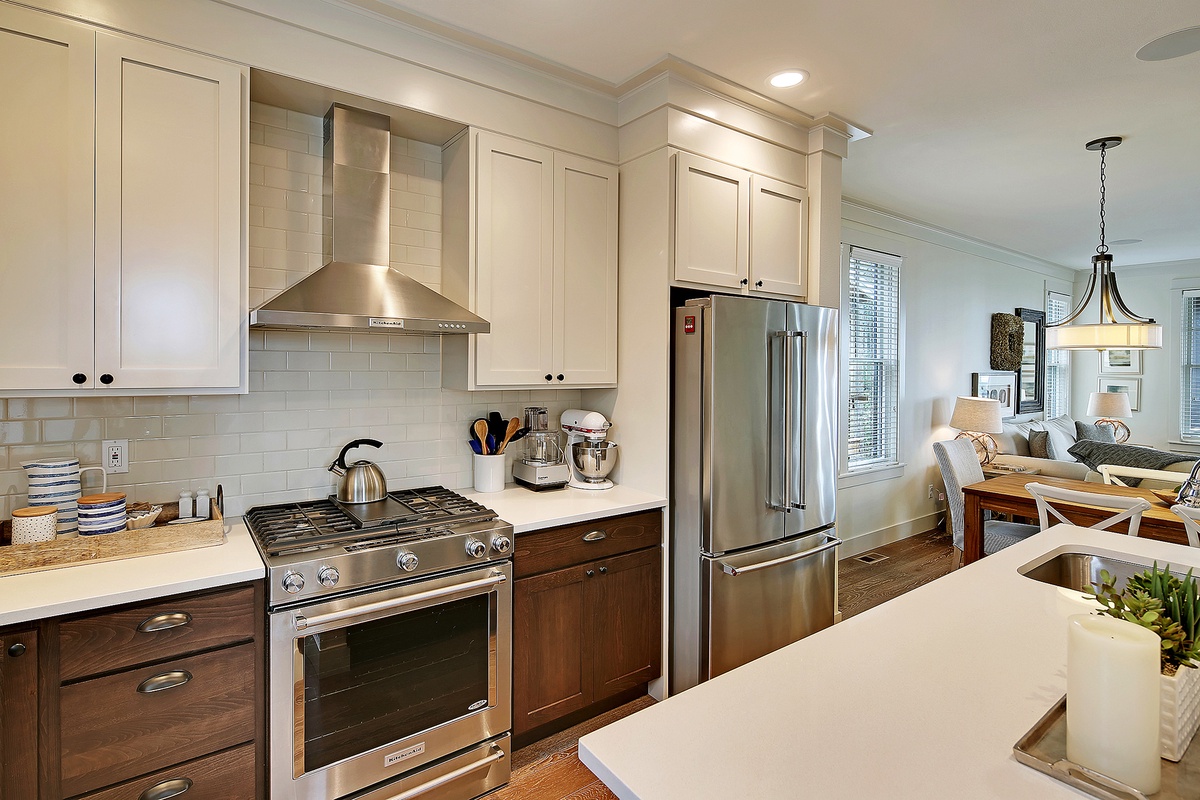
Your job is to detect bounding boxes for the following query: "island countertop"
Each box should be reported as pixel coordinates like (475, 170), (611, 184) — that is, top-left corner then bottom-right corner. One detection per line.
(579, 525), (1200, 799)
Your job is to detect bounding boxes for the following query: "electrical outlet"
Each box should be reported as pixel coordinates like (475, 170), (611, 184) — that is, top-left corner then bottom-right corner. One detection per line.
(103, 439), (128, 474)
(927, 483), (935, 499)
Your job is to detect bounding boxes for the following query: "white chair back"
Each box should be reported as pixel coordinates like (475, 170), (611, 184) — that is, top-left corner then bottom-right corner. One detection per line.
(1024, 482), (1152, 537)
(1170, 505), (1200, 548)
(933, 439), (985, 551)
(1098, 464), (1186, 488)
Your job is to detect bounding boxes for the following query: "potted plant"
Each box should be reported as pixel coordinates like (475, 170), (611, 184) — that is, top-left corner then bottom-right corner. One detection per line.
(1086, 563), (1200, 761)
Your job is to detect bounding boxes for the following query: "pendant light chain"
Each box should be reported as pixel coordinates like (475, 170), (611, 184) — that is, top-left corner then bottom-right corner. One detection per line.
(1097, 142), (1108, 255)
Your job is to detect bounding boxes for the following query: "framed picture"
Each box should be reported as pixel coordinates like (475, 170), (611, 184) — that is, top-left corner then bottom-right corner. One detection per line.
(1097, 377), (1141, 412)
(1100, 349), (1142, 374)
(972, 371), (1017, 418)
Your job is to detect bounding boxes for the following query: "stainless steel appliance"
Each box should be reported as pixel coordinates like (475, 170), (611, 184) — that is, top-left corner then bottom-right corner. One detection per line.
(671, 295), (840, 693)
(512, 407), (570, 491)
(244, 486), (513, 800)
(561, 409), (618, 490)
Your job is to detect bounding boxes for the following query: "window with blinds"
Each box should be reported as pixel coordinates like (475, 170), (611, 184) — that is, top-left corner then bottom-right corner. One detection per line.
(1045, 291), (1071, 419)
(846, 247), (901, 471)
(1180, 289), (1200, 442)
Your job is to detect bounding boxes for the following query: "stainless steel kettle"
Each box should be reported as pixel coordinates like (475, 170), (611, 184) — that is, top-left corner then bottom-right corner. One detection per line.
(1177, 460), (1200, 508)
(329, 439), (387, 503)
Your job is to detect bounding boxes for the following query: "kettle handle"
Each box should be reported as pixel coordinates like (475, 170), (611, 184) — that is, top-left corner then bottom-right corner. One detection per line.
(334, 438), (383, 471)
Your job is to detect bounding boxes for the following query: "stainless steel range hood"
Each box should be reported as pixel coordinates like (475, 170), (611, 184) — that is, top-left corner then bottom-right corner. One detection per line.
(249, 104), (488, 334)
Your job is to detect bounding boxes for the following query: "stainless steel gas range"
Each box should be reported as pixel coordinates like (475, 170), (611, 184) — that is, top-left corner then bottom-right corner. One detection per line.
(244, 486), (513, 800)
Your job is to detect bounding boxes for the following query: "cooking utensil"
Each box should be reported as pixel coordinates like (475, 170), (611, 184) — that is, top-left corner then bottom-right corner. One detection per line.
(473, 419), (491, 455)
(496, 417), (521, 454)
(468, 439), (483, 455)
(328, 439), (388, 503)
(488, 411), (506, 441)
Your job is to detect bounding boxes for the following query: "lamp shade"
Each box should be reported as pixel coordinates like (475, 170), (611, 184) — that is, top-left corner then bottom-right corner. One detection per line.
(1045, 322), (1163, 350)
(950, 396), (1004, 433)
(1087, 391), (1132, 418)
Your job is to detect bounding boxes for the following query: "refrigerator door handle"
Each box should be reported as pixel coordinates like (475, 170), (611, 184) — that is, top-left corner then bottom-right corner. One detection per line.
(793, 330), (808, 510)
(768, 331), (792, 513)
(719, 534), (842, 576)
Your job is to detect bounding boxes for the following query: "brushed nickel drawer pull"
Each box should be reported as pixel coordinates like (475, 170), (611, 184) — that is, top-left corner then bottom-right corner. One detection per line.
(137, 611), (193, 633)
(137, 669), (193, 694)
(582, 530), (607, 542)
(139, 777), (193, 800)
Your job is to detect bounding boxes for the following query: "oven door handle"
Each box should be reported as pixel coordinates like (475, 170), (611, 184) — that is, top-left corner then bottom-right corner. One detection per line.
(380, 745), (505, 800)
(293, 572), (508, 631)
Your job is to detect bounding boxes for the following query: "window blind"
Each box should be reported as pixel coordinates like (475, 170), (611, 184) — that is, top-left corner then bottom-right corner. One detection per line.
(846, 246), (901, 470)
(1045, 290), (1071, 419)
(1181, 289), (1200, 442)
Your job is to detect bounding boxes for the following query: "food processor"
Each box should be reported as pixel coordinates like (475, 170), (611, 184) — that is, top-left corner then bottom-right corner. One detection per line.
(512, 407), (571, 491)
(561, 409), (618, 490)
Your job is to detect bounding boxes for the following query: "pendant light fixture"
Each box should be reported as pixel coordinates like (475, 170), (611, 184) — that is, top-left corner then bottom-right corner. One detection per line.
(1045, 137), (1163, 351)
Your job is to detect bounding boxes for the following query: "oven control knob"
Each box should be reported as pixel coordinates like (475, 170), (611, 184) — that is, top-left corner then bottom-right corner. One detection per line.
(397, 552), (419, 572)
(465, 538), (487, 558)
(317, 566), (340, 587)
(491, 535), (512, 555)
(282, 571), (305, 594)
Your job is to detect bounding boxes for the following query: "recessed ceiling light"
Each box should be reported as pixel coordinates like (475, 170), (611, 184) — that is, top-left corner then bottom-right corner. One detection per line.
(768, 70), (809, 88)
(1136, 26), (1200, 61)
(1109, 239), (1143, 246)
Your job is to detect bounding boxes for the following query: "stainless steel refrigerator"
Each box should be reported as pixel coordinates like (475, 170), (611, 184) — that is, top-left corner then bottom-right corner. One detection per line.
(671, 294), (839, 693)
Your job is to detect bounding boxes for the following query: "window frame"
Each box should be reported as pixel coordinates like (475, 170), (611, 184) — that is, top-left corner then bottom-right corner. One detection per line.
(1044, 289), (1072, 419)
(1180, 287), (1200, 443)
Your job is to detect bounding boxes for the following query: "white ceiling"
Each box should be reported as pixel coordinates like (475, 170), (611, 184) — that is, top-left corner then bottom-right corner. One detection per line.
(358, 0), (1200, 269)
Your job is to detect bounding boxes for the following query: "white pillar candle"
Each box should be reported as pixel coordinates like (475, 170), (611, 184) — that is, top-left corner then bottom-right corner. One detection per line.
(1066, 614), (1161, 795)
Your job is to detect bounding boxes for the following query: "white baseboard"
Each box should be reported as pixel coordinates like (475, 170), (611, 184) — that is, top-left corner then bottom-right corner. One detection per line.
(838, 511), (943, 559)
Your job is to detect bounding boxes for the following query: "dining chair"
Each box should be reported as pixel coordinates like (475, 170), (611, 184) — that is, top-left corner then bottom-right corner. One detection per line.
(1098, 464), (1186, 489)
(1169, 505), (1200, 548)
(933, 439), (1040, 569)
(1024, 482), (1152, 537)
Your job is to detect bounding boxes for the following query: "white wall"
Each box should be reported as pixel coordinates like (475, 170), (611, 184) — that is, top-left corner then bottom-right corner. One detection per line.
(1067, 258), (1200, 452)
(837, 203), (1074, 554)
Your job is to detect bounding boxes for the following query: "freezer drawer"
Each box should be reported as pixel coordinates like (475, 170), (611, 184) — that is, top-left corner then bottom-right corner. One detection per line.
(703, 531), (838, 681)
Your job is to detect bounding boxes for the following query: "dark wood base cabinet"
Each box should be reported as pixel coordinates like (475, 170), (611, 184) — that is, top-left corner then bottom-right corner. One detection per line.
(0, 581), (264, 800)
(513, 510), (662, 746)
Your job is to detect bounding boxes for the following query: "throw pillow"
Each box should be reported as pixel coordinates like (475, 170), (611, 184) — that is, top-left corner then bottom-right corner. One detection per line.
(1029, 429), (1052, 460)
(1066, 441), (1196, 487)
(1075, 420), (1117, 444)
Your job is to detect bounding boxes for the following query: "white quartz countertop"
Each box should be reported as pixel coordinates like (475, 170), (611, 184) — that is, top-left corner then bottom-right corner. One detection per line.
(0, 519), (265, 627)
(579, 525), (1200, 799)
(459, 484), (666, 534)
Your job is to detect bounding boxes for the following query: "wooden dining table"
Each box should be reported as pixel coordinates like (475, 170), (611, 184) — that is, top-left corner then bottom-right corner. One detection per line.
(961, 472), (1190, 564)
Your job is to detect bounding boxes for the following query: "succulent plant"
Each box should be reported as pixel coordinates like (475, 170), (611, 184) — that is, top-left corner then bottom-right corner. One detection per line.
(1085, 563), (1200, 674)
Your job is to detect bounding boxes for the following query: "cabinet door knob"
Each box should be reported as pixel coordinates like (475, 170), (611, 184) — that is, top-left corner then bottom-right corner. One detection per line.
(100, 373), (114, 385)
(586, 569), (595, 578)
(545, 374), (553, 382)
(556, 374), (565, 382)
(599, 566), (608, 574)
(72, 373), (87, 385)
(755, 280), (763, 288)
(740, 278), (749, 286)
(7, 643), (26, 657)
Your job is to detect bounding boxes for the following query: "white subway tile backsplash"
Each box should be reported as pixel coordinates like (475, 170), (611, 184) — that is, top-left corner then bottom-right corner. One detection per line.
(7, 398), (72, 419)
(42, 418), (101, 443)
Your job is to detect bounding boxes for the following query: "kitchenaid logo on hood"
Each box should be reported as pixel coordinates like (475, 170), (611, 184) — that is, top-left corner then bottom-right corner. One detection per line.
(369, 318), (405, 329)
(384, 742), (425, 767)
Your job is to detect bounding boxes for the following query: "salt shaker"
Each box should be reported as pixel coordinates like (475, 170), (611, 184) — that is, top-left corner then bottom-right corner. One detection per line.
(195, 489), (211, 520)
(179, 490), (194, 519)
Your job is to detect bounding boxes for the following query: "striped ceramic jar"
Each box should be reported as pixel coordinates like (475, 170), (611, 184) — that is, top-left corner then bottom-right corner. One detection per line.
(78, 493), (128, 536)
(20, 458), (107, 536)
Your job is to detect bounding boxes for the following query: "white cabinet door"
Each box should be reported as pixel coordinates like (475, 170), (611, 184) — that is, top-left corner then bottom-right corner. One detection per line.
(749, 174), (807, 298)
(0, 7), (96, 391)
(673, 153), (750, 290)
(474, 132), (556, 387)
(93, 33), (244, 390)
(554, 153), (618, 386)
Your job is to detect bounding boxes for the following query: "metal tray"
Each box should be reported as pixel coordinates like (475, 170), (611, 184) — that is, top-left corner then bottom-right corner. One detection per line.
(1014, 697), (1200, 799)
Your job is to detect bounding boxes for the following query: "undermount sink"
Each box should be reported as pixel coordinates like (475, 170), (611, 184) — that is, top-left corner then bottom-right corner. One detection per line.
(1019, 549), (1189, 593)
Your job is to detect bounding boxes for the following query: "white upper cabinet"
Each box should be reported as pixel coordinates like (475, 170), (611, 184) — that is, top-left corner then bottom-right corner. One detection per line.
(444, 131), (617, 390)
(673, 152), (808, 299)
(0, 6), (246, 394)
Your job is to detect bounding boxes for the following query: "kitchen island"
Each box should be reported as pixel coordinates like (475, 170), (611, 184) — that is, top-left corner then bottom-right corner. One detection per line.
(579, 524), (1200, 799)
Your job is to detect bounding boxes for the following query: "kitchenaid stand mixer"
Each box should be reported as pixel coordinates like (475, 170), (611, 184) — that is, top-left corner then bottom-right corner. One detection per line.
(560, 409), (618, 490)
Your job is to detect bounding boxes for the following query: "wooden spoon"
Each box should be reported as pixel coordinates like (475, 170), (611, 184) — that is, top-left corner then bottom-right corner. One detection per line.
(473, 419), (491, 455)
(496, 417), (521, 454)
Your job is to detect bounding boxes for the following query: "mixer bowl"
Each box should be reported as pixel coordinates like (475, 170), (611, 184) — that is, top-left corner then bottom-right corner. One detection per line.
(570, 441), (618, 482)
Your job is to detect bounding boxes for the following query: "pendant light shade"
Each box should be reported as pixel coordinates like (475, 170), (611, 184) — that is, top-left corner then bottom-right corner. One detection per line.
(1046, 138), (1162, 351)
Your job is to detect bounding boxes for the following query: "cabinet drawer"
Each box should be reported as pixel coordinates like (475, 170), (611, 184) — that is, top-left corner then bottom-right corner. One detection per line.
(59, 585), (255, 681)
(60, 643), (256, 797)
(514, 510), (662, 578)
(78, 743), (255, 800)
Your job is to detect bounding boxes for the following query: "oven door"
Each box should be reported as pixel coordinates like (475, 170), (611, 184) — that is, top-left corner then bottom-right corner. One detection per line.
(269, 562), (511, 800)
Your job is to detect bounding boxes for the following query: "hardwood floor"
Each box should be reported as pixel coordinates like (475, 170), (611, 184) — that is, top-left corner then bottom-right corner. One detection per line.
(495, 528), (953, 799)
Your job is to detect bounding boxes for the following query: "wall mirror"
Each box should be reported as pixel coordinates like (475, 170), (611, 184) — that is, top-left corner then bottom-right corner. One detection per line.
(1015, 307), (1045, 414)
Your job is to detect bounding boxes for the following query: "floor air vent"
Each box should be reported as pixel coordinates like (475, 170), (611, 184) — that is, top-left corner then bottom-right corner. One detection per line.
(855, 552), (889, 564)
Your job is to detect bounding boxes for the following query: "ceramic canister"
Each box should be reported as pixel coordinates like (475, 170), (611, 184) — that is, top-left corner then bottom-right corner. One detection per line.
(11, 506), (58, 544)
(21, 458), (107, 536)
(77, 492), (128, 536)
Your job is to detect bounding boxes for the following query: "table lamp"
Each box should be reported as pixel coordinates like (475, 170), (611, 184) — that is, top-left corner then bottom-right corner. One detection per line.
(1087, 391), (1132, 443)
(950, 396), (1005, 465)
